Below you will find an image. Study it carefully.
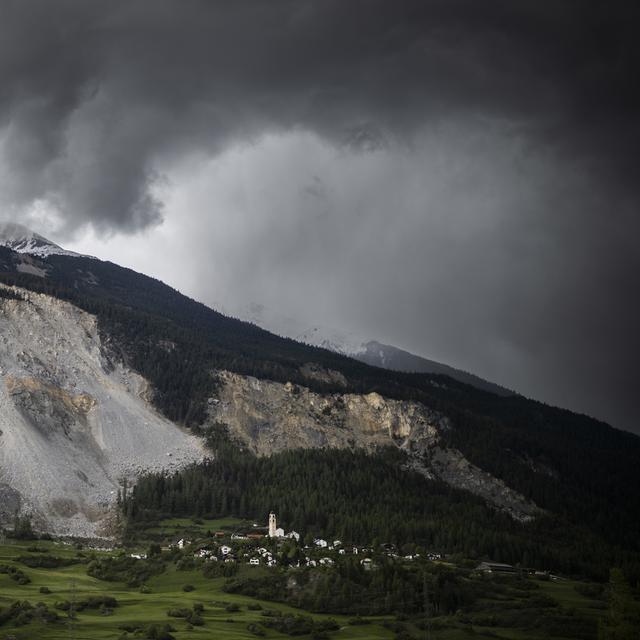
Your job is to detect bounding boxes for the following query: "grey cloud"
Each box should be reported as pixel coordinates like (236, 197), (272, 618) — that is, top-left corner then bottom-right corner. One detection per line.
(1, 1), (638, 230)
(2, 1), (640, 433)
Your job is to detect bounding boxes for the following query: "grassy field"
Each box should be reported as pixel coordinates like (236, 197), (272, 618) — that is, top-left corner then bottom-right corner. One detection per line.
(0, 538), (394, 640)
(0, 532), (612, 640)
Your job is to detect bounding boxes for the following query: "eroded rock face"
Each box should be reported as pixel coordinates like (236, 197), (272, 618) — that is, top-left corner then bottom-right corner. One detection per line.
(0, 286), (205, 537)
(209, 370), (540, 521)
(209, 370), (444, 454)
(6, 376), (96, 437)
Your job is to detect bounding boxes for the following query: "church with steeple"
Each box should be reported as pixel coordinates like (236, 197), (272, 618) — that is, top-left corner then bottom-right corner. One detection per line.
(268, 511), (284, 538)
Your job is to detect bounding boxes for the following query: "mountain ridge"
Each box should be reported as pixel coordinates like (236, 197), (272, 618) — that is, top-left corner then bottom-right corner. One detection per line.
(0, 223), (89, 258)
(0, 227), (638, 580)
(225, 303), (513, 396)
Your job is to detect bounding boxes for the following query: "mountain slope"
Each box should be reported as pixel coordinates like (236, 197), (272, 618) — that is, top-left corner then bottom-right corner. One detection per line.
(0, 229), (638, 575)
(353, 340), (511, 396)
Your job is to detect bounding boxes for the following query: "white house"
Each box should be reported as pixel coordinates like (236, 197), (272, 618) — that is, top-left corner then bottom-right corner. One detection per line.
(286, 531), (300, 542)
(274, 527), (285, 538)
(333, 540), (342, 547)
(220, 545), (232, 556)
(314, 538), (328, 548)
(249, 558), (260, 566)
(177, 538), (190, 549)
(319, 557), (334, 566)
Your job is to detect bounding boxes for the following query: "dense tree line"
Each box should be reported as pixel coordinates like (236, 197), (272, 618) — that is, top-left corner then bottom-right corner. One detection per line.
(224, 558), (476, 616)
(129, 433), (640, 582)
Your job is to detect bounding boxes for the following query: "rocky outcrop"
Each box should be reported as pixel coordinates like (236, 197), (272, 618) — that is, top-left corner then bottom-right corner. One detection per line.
(208, 370), (445, 454)
(208, 370), (540, 521)
(0, 286), (205, 537)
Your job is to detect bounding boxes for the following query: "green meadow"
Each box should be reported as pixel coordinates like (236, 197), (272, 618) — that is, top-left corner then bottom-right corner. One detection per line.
(0, 537), (393, 640)
(0, 527), (618, 640)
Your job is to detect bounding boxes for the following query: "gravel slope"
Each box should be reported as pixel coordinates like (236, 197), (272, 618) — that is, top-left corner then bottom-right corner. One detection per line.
(0, 286), (205, 537)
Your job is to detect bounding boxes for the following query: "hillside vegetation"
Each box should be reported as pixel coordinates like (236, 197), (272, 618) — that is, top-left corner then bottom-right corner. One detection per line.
(0, 248), (639, 580)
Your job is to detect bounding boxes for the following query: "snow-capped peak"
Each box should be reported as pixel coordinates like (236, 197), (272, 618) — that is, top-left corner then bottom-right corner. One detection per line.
(0, 223), (86, 258)
(293, 326), (368, 357)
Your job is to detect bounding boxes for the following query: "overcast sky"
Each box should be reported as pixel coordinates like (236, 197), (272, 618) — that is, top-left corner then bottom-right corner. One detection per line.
(1, 0), (639, 434)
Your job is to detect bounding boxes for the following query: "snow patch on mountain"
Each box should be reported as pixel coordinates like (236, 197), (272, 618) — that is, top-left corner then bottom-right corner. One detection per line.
(0, 223), (92, 258)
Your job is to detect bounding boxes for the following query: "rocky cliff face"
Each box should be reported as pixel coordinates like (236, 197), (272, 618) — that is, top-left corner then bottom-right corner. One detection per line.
(208, 370), (539, 521)
(0, 286), (204, 537)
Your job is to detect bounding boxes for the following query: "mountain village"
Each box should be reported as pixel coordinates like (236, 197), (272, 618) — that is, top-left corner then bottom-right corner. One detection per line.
(128, 512), (482, 574)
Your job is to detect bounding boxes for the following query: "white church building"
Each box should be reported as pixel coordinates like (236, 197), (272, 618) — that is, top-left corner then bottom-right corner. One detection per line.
(268, 511), (285, 538)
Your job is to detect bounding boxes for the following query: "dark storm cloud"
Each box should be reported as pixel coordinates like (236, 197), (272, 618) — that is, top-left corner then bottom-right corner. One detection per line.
(2, 0), (640, 432)
(1, 0), (638, 228)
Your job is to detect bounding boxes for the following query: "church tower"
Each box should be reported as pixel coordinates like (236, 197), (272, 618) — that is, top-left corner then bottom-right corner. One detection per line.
(268, 511), (277, 538)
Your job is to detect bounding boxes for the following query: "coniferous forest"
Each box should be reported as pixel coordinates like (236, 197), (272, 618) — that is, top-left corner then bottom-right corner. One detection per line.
(127, 429), (640, 585)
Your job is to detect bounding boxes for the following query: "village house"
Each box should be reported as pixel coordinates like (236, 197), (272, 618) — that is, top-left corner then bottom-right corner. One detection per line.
(247, 532), (264, 541)
(220, 544), (232, 556)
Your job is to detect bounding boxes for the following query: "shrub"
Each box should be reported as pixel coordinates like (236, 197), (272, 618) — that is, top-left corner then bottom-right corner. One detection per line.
(0, 565), (30, 585)
(87, 555), (165, 587)
(39, 586), (51, 594)
(247, 622), (266, 636)
(188, 613), (204, 626)
(18, 555), (77, 569)
(182, 584), (195, 592)
(143, 623), (176, 640)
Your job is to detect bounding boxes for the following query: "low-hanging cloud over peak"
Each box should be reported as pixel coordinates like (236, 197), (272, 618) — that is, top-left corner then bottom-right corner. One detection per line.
(2, 1), (640, 434)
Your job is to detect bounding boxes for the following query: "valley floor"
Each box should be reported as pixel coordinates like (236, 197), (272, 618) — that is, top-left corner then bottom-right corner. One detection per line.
(0, 520), (621, 640)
